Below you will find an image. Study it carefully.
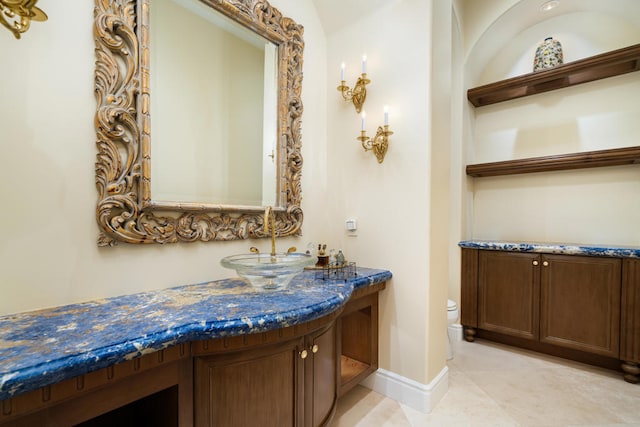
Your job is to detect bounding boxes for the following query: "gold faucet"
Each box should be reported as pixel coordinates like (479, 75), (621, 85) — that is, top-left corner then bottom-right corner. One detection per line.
(264, 206), (277, 258)
(262, 207), (296, 259)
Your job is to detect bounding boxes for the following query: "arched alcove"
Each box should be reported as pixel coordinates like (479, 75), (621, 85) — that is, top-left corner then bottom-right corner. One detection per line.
(465, 0), (640, 85)
(460, 0), (640, 246)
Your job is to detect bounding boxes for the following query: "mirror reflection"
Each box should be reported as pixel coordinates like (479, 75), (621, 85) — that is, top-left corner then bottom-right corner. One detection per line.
(150, 0), (278, 207)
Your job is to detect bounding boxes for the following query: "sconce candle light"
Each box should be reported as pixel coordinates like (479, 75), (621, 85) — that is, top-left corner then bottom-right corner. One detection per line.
(337, 55), (370, 113)
(0, 0), (47, 39)
(357, 106), (393, 164)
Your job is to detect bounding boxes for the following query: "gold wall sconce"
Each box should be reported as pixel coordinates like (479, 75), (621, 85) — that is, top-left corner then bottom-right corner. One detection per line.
(337, 55), (370, 113)
(357, 107), (393, 164)
(0, 0), (47, 39)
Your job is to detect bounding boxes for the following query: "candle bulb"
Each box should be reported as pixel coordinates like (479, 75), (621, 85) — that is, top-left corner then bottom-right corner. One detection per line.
(362, 55), (367, 74)
(341, 62), (345, 81)
(361, 111), (366, 131)
(384, 105), (389, 126)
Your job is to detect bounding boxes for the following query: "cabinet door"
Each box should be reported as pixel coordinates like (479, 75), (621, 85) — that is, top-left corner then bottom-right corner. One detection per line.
(194, 337), (304, 427)
(622, 259), (640, 364)
(478, 251), (540, 340)
(305, 324), (337, 427)
(540, 254), (621, 357)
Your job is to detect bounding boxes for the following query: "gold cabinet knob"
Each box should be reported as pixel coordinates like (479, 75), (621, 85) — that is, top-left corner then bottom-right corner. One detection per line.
(543, 261), (549, 267)
(300, 349), (308, 359)
(533, 260), (539, 266)
(311, 344), (319, 354)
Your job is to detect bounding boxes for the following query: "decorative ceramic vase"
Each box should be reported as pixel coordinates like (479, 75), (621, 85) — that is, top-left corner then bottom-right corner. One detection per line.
(533, 37), (563, 72)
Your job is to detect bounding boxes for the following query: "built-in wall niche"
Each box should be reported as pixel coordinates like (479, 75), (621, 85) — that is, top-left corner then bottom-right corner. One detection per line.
(75, 386), (178, 427)
(466, 43), (640, 177)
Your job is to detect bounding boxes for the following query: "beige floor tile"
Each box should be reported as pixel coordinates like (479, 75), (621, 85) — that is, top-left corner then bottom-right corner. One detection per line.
(412, 371), (520, 427)
(466, 367), (624, 426)
(553, 364), (640, 424)
(333, 386), (412, 426)
(448, 340), (558, 373)
(333, 339), (640, 427)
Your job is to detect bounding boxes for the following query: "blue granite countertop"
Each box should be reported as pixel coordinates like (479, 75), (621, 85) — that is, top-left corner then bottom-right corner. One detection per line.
(459, 240), (640, 258)
(0, 268), (391, 401)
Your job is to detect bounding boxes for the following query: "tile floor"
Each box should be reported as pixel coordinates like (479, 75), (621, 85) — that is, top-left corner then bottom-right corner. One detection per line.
(333, 339), (640, 426)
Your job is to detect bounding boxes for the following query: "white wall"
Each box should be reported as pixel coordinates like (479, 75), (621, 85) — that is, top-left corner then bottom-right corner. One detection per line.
(0, 0), (328, 315)
(464, 4), (640, 247)
(324, 0), (450, 386)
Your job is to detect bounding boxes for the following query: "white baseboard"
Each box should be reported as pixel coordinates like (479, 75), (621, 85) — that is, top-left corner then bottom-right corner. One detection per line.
(448, 323), (463, 342)
(360, 365), (449, 414)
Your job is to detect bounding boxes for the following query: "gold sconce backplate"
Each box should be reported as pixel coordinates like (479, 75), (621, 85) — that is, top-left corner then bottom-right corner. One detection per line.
(358, 125), (393, 163)
(0, 0), (47, 39)
(337, 74), (370, 113)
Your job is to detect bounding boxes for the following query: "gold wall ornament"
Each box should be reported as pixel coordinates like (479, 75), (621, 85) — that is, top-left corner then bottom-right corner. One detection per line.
(94, 0), (305, 246)
(357, 126), (393, 163)
(337, 56), (369, 113)
(337, 75), (369, 113)
(0, 0), (47, 39)
(357, 107), (393, 164)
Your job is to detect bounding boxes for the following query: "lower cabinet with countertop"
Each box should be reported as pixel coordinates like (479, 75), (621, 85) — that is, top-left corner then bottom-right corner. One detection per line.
(0, 268), (390, 426)
(459, 241), (640, 384)
(192, 311), (339, 427)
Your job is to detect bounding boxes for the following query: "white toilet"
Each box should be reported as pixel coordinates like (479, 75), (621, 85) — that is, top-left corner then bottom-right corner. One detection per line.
(447, 299), (459, 360)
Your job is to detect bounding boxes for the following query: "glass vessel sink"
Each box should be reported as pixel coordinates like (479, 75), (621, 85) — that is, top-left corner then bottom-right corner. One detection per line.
(221, 253), (317, 290)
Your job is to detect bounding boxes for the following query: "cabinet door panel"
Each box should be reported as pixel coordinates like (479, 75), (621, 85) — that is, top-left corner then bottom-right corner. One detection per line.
(478, 251), (540, 340)
(306, 325), (337, 427)
(622, 259), (640, 363)
(540, 255), (621, 357)
(194, 338), (303, 427)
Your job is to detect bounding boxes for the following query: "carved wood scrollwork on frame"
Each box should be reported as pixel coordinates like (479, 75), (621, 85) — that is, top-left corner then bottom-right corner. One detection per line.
(94, 0), (304, 246)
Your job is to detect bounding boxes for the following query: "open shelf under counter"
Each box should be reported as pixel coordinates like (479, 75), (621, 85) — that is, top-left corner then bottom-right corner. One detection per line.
(340, 356), (370, 384)
(337, 284), (383, 397)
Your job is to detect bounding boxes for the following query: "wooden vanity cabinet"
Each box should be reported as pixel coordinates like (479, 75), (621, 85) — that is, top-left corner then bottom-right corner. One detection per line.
(462, 248), (632, 381)
(193, 322), (338, 427)
(193, 337), (304, 427)
(0, 282), (388, 426)
(0, 344), (194, 427)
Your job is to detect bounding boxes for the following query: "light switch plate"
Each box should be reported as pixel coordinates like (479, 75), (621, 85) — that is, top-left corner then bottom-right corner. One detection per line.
(345, 218), (357, 236)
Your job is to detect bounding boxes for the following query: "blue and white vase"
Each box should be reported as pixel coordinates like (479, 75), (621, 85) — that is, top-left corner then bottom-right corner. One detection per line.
(533, 37), (563, 72)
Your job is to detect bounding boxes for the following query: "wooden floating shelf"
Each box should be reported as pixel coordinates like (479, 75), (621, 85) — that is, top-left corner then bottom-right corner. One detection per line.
(466, 146), (640, 177)
(467, 43), (640, 107)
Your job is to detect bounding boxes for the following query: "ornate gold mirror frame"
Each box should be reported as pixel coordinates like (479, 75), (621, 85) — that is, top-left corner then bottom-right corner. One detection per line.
(94, 0), (304, 246)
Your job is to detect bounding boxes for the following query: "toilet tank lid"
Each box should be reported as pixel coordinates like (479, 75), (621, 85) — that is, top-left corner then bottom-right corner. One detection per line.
(448, 299), (457, 310)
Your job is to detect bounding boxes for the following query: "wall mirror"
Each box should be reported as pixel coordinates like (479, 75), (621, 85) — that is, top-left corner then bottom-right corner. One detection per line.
(94, 0), (304, 246)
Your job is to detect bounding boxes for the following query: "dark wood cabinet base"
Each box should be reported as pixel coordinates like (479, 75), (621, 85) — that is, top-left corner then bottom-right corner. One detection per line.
(463, 327), (476, 342)
(472, 329), (622, 372)
(461, 247), (640, 385)
(0, 284), (386, 426)
(467, 330), (640, 385)
(622, 361), (640, 384)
